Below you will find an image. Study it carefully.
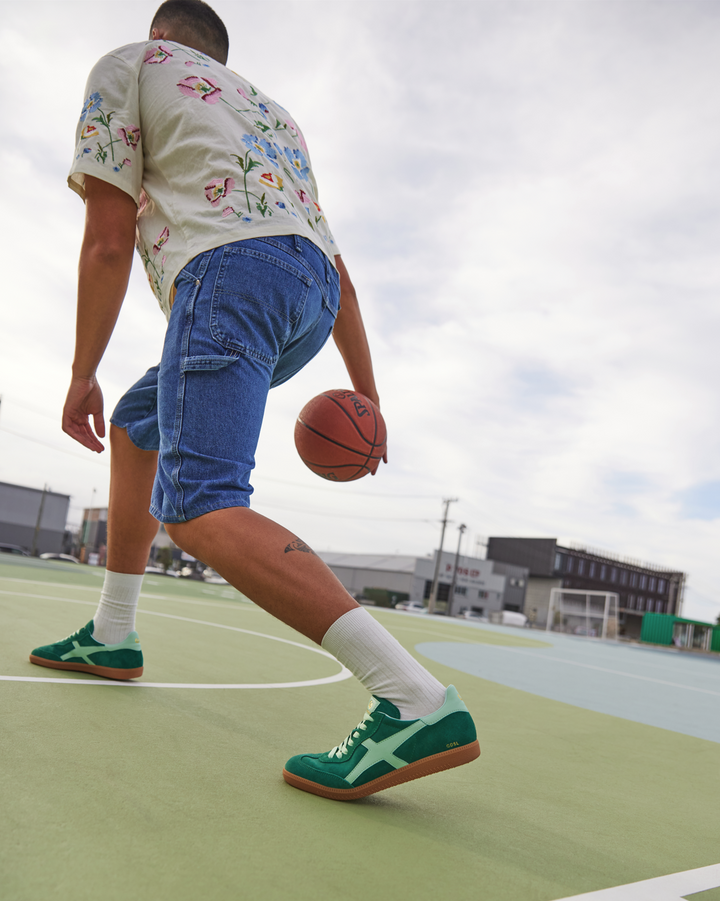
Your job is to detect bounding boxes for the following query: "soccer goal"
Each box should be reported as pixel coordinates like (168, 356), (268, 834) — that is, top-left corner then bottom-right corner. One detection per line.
(546, 588), (619, 640)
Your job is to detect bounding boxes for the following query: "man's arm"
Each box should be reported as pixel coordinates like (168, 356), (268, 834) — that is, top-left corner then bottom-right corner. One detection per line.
(331, 255), (386, 472)
(332, 255), (380, 408)
(62, 176), (137, 452)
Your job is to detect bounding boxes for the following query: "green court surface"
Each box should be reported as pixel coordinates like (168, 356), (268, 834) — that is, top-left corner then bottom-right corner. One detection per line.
(1, 557), (718, 901)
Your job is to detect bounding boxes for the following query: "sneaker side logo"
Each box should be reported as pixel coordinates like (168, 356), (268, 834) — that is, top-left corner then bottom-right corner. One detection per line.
(61, 641), (103, 667)
(346, 721), (425, 785)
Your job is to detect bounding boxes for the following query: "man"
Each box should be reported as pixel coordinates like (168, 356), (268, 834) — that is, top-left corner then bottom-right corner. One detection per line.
(30, 0), (479, 800)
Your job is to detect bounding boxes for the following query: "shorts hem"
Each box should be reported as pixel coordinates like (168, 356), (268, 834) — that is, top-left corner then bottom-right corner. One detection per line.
(149, 496), (252, 525)
(109, 417), (160, 453)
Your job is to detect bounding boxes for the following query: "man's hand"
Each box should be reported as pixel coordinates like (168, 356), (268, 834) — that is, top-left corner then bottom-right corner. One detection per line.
(62, 375), (106, 452)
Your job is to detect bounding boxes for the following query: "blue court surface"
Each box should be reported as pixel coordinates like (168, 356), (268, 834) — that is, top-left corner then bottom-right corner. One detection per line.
(417, 624), (720, 744)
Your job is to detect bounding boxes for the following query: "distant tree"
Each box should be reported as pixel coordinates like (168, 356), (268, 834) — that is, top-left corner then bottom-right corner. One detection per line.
(157, 546), (174, 573)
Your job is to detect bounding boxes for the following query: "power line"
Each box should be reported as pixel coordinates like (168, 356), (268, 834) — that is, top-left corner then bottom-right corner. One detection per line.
(0, 426), (109, 467)
(257, 498), (437, 523)
(255, 473), (438, 499)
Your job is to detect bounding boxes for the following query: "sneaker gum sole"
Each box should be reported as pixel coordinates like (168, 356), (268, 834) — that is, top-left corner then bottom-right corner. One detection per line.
(282, 738), (481, 801)
(28, 655), (143, 681)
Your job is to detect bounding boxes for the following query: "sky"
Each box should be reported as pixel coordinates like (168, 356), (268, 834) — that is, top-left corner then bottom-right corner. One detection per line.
(1, 0), (720, 623)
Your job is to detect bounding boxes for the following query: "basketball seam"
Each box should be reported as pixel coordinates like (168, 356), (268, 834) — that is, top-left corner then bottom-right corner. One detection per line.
(323, 394), (378, 445)
(323, 393), (386, 474)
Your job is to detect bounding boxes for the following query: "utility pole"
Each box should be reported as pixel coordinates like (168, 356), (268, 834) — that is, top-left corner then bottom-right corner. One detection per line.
(427, 497), (458, 615)
(447, 523), (467, 614)
(31, 484), (48, 556)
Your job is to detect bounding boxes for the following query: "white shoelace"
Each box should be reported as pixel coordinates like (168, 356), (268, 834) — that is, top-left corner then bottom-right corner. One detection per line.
(328, 711), (375, 759)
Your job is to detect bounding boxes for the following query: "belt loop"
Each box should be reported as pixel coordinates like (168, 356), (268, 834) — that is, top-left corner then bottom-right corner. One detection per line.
(294, 234), (302, 252)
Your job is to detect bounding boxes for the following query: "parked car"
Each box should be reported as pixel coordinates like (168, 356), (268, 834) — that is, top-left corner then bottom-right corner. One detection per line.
(202, 567), (229, 585)
(40, 553), (80, 564)
(457, 609), (489, 622)
(394, 601), (427, 613)
(144, 565), (179, 577)
(489, 610), (528, 627)
(0, 543), (30, 556)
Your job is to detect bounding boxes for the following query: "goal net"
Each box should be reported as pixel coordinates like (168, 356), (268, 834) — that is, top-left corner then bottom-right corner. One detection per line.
(546, 588), (619, 639)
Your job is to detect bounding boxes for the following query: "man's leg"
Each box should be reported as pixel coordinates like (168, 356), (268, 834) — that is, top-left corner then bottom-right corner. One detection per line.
(166, 507), (479, 800)
(89, 425), (159, 645)
(29, 424), (158, 678)
(166, 507), (446, 714)
(157, 242), (478, 796)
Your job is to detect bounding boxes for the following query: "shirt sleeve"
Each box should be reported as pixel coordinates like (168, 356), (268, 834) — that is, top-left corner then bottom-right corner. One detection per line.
(68, 53), (144, 204)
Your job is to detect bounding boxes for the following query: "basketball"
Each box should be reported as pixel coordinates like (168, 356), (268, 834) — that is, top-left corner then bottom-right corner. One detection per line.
(294, 389), (387, 481)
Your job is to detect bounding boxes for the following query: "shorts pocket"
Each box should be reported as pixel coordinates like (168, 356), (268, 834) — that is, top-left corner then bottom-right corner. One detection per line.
(210, 245), (312, 365)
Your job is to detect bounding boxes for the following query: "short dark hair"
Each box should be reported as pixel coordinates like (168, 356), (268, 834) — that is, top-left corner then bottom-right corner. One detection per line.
(150, 0), (229, 64)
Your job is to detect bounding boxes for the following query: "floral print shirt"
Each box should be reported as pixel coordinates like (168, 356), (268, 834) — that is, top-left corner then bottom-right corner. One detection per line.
(69, 41), (338, 318)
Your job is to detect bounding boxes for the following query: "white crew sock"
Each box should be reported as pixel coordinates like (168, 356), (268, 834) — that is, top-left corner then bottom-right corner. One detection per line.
(92, 571), (144, 645)
(321, 607), (447, 719)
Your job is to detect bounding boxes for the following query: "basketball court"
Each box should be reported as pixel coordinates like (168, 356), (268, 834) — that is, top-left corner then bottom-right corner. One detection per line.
(1, 556), (718, 901)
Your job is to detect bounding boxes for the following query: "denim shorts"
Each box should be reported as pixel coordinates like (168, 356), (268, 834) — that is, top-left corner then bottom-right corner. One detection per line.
(111, 235), (340, 523)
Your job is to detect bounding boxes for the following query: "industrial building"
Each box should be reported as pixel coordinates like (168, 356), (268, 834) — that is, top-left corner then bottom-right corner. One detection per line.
(0, 481), (70, 555)
(77, 507), (108, 565)
(486, 537), (685, 639)
(318, 551), (529, 617)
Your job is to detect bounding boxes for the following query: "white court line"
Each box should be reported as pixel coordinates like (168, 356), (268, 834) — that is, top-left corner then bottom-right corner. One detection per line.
(0, 589), (352, 690)
(0, 577), (251, 611)
(486, 645), (720, 698)
(555, 861), (720, 900)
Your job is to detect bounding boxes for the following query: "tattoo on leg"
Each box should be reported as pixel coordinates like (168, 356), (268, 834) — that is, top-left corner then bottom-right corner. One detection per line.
(284, 538), (316, 555)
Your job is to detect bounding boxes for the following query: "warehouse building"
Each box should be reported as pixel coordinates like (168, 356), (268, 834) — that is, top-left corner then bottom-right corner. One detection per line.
(0, 481), (70, 555)
(318, 551), (528, 617)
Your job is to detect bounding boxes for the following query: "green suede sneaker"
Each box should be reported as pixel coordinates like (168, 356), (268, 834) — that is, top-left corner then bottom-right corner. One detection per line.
(283, 685), (480, 800)
(29, 621), (143, 680)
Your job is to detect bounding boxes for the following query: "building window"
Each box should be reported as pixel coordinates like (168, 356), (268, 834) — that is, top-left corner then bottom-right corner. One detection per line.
(600, 565), (607, 580)
(577, 559), (585, 575)
(648, 577), (656, 592)
(646, 599), (654, 612)
(658, 579), (666, 594)
(656, 601), (664, 614)
(628, 595), (635, 609)
(639, 575), (647, 590)
(565, 557), (573, 573)
(610, 568), (617, 582)
(554, 553), (563, 571)
(620, 570), (628, 585)
(630, 573), (638, 588)
(637, 596), (644, 611)
(454, 585), (467, 596)
(479, 590), (489, 599)
(588, 562), (596, 578)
